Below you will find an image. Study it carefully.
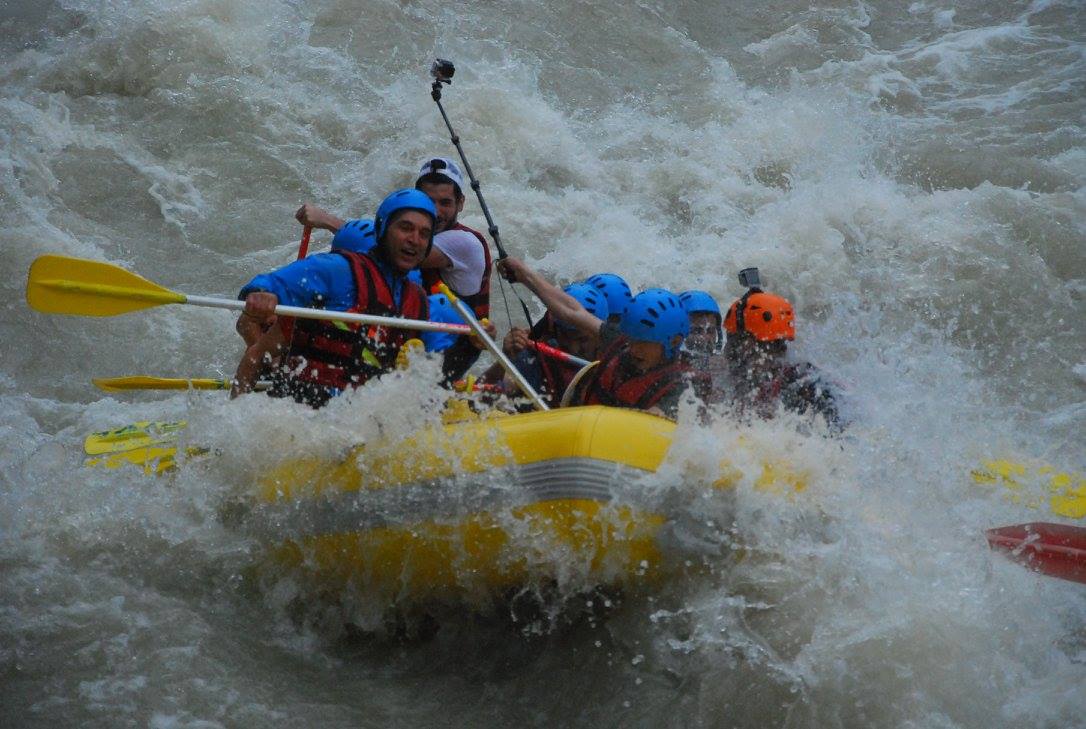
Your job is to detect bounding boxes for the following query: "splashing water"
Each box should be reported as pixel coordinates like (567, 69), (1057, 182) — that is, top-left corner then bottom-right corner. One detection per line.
(1, 0), (1083, 726)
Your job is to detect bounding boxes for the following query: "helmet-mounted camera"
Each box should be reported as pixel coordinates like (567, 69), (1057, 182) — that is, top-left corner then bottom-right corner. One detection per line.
(737, 267), (761, 290)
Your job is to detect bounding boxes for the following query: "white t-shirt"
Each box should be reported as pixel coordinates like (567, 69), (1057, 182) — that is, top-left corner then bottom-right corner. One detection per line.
(431, 228), (486, 296)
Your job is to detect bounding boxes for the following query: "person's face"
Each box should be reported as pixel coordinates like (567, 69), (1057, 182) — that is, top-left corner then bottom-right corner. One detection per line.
(627, 339), (666, 373)
(686, 312), (718, 354)
(417, 181), (464, 233)
(383, 210), (432, 272)
(555, 325), (598, 360)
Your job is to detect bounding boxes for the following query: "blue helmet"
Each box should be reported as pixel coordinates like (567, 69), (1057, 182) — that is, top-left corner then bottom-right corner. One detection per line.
(331, 218), (376, 254)
(374, 188), (437, 243)
(678, 290), (722, 323)
(584, 273), (633, 319)
(560, 283), (609, 326)
(620, 288), (689, 360)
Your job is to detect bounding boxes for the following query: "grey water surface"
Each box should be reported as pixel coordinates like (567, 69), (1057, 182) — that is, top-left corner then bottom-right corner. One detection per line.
(1, 1), (1084, 727)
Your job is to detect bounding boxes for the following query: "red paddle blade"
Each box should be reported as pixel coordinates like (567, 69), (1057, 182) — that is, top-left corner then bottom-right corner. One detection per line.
(986, 522), (1086, 585)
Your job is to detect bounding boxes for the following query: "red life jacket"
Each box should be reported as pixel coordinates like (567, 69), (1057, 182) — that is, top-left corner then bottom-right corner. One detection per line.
(422, 222), (492, 320)
(277, 251), (428, 399)
(579, 338), (689, 411)
(537, 349), (582, 408)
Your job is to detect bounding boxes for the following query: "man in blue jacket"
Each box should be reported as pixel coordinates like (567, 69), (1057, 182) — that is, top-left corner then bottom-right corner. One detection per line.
(231, 189), (437, 407)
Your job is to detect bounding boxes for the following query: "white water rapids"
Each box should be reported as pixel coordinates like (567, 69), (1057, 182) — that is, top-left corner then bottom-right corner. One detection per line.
(1, 1), (1084, 727)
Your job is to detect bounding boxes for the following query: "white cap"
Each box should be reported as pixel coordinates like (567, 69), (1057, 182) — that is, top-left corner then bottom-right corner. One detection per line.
(416, 157), (465, 192)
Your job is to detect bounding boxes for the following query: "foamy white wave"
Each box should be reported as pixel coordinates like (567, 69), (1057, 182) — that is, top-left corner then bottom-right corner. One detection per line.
(1, 0), (1083, 726)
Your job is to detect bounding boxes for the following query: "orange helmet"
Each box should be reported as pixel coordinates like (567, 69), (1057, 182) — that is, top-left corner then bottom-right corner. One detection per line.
(724, 290), (795, 342)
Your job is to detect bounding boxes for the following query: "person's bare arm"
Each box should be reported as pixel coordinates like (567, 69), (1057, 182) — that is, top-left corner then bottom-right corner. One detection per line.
(231, 292), (285, 397)
(419, 247), (452, 269)
(497, 258), (603, 337)
(295, 203), (345, 233)
(235, 311), (265, 347)
(231, 324), (286, 398)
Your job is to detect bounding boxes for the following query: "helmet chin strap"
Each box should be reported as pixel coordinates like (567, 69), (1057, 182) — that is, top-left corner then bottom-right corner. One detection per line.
(733, 285), (762, 336)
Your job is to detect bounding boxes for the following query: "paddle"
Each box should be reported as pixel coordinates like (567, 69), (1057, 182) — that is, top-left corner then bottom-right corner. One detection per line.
(93, 376), (272, 392)
(437, 283), (549, 411)
(94, 374), (503, 395)
(986, 522), (1086, 585)
(970, 460), (1084, 521)
(297, 225), (312, 259)
(26, 254), (469, 334)
(529, 340), (590, 368)
(84, 420), (187, 455)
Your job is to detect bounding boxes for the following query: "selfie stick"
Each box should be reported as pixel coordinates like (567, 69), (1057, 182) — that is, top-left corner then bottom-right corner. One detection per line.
(429, 59), (509, 260)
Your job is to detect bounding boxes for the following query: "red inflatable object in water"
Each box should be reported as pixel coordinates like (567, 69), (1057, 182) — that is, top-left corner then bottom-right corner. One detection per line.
(986, 522), (1086, 585)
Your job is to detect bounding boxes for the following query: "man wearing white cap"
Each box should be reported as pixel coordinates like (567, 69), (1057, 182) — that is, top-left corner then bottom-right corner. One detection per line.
(412, 156), (493, 379)
(413, 157), (491, 319)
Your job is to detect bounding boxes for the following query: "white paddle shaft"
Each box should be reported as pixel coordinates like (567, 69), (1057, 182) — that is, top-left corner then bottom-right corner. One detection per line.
(184, 295), (470, 334)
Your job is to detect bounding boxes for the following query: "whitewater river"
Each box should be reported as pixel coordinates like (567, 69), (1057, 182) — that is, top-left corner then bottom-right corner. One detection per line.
(1, 1), (1083, 726)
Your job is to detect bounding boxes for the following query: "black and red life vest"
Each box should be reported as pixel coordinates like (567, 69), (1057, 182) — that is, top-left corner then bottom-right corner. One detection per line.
(274, 250), (428, 404)
(738, 360), (840, 428)
(537, 348), (582, 409)
(421, 222), (492, 321)
(577, 338), (689, 412)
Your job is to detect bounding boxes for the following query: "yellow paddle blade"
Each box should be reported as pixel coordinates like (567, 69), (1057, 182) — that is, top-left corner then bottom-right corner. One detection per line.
(84, 445), (208, 475)
(972, 459), (1086, 520)
(93, 376), (231, 392)
(83, 420), (188, 455)
(26, 254), (186, 317)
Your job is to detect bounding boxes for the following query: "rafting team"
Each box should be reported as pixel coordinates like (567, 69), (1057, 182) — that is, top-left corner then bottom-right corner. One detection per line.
(232, 157), (841, 429)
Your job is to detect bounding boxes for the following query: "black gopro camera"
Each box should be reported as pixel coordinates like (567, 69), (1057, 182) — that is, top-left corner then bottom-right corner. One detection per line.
(430, 58), (455, 84)
(737, 267), (761, 289)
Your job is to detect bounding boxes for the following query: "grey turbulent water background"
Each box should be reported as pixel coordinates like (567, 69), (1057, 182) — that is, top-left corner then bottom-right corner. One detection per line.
(1, 0), (1084, 727)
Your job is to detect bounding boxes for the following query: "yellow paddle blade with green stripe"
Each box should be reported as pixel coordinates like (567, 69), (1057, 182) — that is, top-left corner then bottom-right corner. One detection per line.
(83, 420), (188, 455)
(92, 376), (271, 392)
(93, 376), (233, 392)
(27, 255), (186, 317)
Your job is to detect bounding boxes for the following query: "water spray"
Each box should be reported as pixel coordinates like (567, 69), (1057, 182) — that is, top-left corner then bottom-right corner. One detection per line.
(428, 58), (534, 326)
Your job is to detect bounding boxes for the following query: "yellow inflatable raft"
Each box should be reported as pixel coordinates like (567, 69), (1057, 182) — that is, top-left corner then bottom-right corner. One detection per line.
(246, 406), (686, 603)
